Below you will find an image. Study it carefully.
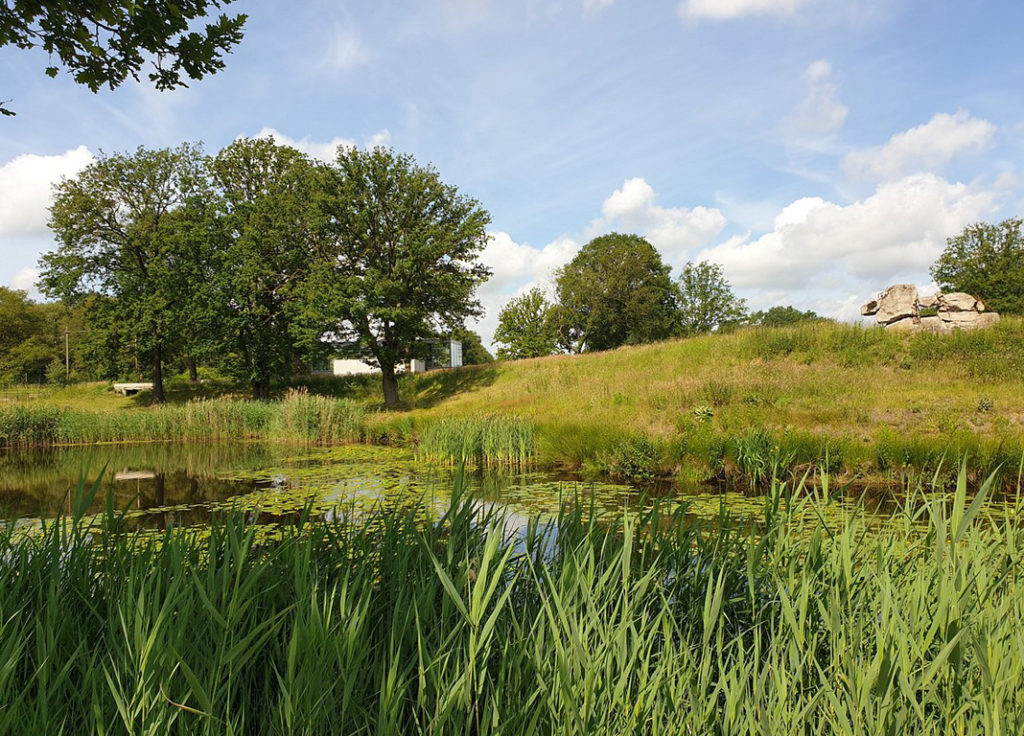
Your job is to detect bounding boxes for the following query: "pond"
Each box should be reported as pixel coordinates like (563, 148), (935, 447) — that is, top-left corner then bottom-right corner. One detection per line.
(0, 442), (642, 528)
(0, 441), (887, 534)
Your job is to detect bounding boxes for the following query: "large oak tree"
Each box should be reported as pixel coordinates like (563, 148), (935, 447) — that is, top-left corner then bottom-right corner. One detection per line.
(41, 143), (208, 402)
(207, 137), (327, 399)
(931, 218), (1024, 314)
(552, 233), (677, 353)
(313, 147), (491, 407)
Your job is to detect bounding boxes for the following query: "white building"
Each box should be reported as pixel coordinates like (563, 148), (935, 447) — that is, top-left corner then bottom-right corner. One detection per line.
(316, 339), (463, 377)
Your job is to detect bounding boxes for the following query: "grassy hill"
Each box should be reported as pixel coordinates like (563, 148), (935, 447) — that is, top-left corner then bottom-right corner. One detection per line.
(6, 318), (1024, 487)
(379, 317), (1024, 484)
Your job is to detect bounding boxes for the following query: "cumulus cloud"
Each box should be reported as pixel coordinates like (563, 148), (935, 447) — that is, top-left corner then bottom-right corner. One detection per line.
(842, 110), (996, 182)
(471, 231), (579, 347)
(587, 177), (726, 266)
(783, 60), (848, 137)
(0, 146), (94, 236)
(696, 173), (1000, 292)
(10, 268), (41, 298)
(251, 127), (391, 162)
(679, 0), (812, 21)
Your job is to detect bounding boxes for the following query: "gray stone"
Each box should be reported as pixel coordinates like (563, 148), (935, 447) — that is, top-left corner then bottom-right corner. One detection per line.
(918, 315), (949, 332)
(938, 292), (978, 312)
(975, 312), (1000, 328)
(875, 284), (919, 324)
(886, 316), (919, 331)
(918, 293), (939, 309)
(860, 299), (879, 316)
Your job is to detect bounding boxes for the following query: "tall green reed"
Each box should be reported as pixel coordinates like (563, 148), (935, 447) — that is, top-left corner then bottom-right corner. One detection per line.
(417, 416), (535, 467)
(2, 464), (1024, 733)
(0, 391), (365, 448)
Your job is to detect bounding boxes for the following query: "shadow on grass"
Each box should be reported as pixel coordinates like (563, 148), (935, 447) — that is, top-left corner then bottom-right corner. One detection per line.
(402, 364), (501, 409)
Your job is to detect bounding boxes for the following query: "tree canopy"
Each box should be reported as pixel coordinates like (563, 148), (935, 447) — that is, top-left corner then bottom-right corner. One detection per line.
(310, 146), (491, 407)
(676, 261), (747, 335)
(931, 218), (1024, 314)
(41, 143), (208, 402)
(748, 305), (820, 327)
(207, 138), (327, 398)
(1, 0), (246, 116)
(553, 233), (677, 353)
(493, 288), (558, 361)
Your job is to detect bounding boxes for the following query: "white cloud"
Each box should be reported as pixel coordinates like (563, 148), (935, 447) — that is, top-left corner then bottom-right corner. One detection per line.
(587, 177), (726, 266)
(0, 147), (94, 236)
(697, 173), (1000, 292)
(10, 268), (40, 298)
(843, 110), (996, 182)
(472, 231), (579, 347)
(366, 129), (393, 149)
(679, 0), (813, 21)
(251, 127), (391, 162)
(783, 60), (848, 137)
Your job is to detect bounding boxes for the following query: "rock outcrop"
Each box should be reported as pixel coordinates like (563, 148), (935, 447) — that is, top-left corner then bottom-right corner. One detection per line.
(861, 285), (999, 332)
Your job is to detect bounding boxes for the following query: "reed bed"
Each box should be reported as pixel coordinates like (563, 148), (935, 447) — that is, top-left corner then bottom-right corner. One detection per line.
(2, 466), (1024, 733)
(416, 415), (535, 467)
(0, 390), (365, 448)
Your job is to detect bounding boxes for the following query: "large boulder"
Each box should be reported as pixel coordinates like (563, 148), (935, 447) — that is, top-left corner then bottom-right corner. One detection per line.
(937, 292), (979, 312)
(939, 311), (1000, 329)
(918, 315), (949, 333)
(918, 293), (940, 309)
(886, 316), (919, 331)
(860, 299), (879, 316)
(875, 284), (918, 324)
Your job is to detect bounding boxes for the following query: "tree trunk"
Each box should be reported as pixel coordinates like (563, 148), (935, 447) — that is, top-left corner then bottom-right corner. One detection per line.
(381, 363), (400, 408)
(252, 374), (271, 400)
(151, 346), (166, 404)
(187, 356), (198, 382)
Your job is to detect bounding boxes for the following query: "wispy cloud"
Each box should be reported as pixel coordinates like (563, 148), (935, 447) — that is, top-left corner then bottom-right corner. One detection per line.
(843, 110), (996, 183)
(679, 0), (814, 22)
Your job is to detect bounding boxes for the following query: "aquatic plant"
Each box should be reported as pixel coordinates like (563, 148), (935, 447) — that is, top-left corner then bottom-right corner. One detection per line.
(0, 393), (365, 448)
(417, 416), (535, 467)
(1, 466), (1022, 732)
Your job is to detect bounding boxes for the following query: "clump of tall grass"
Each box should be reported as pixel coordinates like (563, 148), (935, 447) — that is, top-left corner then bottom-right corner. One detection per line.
(273, 388), (365, 444)
(417, 416), (535, 467)
(0, 393), (365, 448)
(3, 465), (1024, 733)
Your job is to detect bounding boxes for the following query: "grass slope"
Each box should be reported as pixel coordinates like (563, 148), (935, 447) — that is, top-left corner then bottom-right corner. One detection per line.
(387, 318), (1024, 482)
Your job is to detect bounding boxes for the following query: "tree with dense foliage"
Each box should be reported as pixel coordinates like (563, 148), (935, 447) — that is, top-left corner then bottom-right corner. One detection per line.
(208, 137), (327, 399)
(0, 1), (246, 116)
(493, 288), (558, 360)
(312, 147), (491, 407)
(676, 260), (747, 335)
(749, 305), (819, 327)
(41, 143), (208, 402)
(553, 233), (677, 353)
(931, 218), (1024, 314)
(0, 287), (59, 382)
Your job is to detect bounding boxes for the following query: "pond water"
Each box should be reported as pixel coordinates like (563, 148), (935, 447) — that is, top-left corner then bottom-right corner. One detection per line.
(0, 442), (655, 529)
(0, 441), (886, 535)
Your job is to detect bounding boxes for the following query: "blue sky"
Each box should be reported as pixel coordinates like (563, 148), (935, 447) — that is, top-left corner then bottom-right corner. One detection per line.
(3, 0), (1023, 347)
